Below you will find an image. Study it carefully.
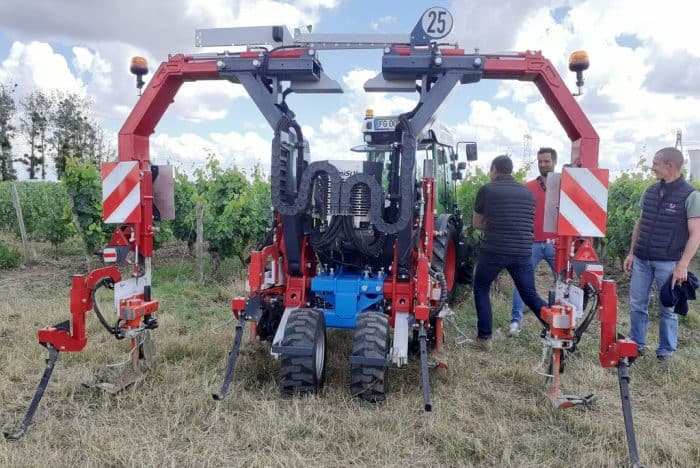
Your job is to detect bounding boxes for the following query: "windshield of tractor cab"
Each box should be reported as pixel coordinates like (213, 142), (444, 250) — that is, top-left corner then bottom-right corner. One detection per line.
(350, 145), (392, 163)
(349, 142), (443, 189)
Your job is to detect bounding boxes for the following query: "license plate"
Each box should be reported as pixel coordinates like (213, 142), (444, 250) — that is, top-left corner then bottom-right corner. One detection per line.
(373, 118), (398, 130)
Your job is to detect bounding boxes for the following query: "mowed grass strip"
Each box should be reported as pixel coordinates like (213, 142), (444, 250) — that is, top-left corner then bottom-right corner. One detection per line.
(1, 246), (699, 467)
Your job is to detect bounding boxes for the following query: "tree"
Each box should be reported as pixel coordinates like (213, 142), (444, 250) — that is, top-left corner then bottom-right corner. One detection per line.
(83, 122), (113, 166)
(181, 156), (273, 265)
(49, 91), (109, 177)
(604, 160), (653, 268)
(0, 82), (18, 181)
(172, 171), (197, 248)
(18, 90), (52, 179)
(36, 196), (76, 258)
(62, 159), (107, 254)
(50, 91), (87, 178)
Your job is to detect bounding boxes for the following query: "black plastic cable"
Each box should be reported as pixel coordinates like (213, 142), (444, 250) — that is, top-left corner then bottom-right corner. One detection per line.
(341, 216), (385, 257)
(90, 278), (122, 338)
(570, 287), (599, 353)
(429, 267), (447, 318)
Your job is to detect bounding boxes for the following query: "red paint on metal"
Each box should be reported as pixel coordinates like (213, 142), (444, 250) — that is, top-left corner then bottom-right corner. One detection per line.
(270, 48), (308, 58)
(440, 48), (465, 56)
(118, 56), (219, 256)
(38, 267), (122, 352)
(598, 280), (638, 368)
(101, 162), (141, 223)
(483, 51), (599, 169)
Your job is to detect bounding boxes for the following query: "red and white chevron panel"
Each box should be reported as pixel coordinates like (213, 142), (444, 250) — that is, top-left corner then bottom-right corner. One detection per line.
(557, 167), (608, 237)
(102, 162), (141, 224)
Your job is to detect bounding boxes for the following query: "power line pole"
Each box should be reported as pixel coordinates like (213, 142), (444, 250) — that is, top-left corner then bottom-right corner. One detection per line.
(523, 133), (532, 164)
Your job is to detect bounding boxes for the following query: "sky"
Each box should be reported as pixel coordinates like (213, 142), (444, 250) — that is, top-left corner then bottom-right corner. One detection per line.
(1, 0), (699, 181)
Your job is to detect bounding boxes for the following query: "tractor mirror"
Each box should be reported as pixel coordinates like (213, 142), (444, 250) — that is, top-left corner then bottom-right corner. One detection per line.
(465, 142), (477, 161)
(457, 141), (478, 161)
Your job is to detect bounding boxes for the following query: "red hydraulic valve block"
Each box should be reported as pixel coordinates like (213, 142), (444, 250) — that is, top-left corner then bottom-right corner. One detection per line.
(540, 303), (576, 344)
(118, 295), (159, 331)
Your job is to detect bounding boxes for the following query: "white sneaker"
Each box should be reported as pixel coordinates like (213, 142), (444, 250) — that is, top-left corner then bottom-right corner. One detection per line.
(508, 321), (521, 336)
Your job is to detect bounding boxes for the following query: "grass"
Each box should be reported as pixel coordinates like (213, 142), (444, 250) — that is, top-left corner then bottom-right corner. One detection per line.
(1, 242), (700, 467)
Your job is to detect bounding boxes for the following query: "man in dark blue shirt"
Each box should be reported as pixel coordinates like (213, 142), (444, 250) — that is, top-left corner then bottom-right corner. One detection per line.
(471, 155), (548, 350)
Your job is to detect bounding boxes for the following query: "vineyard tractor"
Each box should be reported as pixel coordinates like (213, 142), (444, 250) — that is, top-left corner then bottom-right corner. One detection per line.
(6, 7), (643, 466)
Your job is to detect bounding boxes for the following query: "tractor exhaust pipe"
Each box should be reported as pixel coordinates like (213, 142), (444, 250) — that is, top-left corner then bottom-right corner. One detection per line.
(4, 346), (60, 441)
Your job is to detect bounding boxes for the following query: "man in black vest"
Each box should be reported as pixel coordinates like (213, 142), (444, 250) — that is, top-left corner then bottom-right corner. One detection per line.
(509, 147), (558, 336)
(624, 147), (700, 362)
(471, 155), (548, 350)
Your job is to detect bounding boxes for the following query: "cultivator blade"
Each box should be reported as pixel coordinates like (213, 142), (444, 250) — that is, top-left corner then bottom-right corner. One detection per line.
(418, 322), (432, 412)
(212, 315), (247, 400)
(540, 347), (597, 409)
(82, 331), (156, 394)
(544, 391), (598, 409)
(618, 360), (643, 468)
(4, 346), (60, 441)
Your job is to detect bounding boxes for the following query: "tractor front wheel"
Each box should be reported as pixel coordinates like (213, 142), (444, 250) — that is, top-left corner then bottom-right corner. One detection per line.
(350, 313), (390, 402)
(432, 222), (458, 302)
(280, 308), (327, 395)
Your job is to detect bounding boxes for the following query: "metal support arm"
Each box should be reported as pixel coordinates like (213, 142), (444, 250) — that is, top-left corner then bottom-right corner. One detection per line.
(482, 51), (599, 168)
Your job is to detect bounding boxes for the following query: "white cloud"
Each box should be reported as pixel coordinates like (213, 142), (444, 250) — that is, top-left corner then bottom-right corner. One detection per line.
(151, 128), (271, 176)
(448, 0), (557, 51)
(370, 15), (397, 31)
(0, 0), (341, 133)
(171, 81), (249, 123)
(72, 47), (94, 73)
(441, 1), (700, 176)
(308, 68), (419, 162)
(495, 81), (538, 103)
(505, 0), (700, 174)
(3, 0), (700, 183)
(453, 100), (531, 171)
(72, 46), (112, 94)
(0, 41), (85, 97)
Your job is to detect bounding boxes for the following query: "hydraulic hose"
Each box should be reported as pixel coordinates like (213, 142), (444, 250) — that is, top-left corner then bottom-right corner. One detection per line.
(429, 267), (447, 317)
(570, 286), (599, 352)
(90, 278), (123, 339)
(341, 216), (385, 257)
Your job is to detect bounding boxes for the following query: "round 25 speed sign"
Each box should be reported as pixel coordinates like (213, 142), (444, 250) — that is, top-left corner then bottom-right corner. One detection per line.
(420, 7), (454, 39)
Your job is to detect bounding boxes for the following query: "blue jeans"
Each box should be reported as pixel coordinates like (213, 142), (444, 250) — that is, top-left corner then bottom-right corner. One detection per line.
(511, 241), (556, 324)
(473, 252), (548, 339)
(629, 256), (678, 357)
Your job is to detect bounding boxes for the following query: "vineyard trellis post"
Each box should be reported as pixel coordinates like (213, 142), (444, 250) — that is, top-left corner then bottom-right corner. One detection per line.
(195, 202), (204, 282)
(9, 183), (31, 264)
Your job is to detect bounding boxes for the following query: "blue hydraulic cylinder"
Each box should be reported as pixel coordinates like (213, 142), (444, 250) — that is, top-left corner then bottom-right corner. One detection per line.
(311, 267), (385, 329)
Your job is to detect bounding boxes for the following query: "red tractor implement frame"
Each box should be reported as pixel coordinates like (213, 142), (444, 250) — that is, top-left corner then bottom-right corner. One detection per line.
(5, 9), (643, 466)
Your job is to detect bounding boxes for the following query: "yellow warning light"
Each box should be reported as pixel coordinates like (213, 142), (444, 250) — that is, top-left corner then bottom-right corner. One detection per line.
(130, 56), (149, 76)
(129, 56), (149, 96)
(568, 50), (589, 96)
(568, 50), (589, 72)
(365, 108), (374, 119)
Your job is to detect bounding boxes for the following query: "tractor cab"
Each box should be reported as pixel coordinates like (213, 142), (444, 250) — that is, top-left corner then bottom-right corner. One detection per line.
(351, 109), (470, 215)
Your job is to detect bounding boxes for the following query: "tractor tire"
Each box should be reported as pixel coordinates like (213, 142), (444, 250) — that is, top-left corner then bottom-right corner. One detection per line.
(456, 233), (474, 285)
(432, 221), (458, 302)
(280, 308), (327, 396)
(350, 313), (390, 402)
